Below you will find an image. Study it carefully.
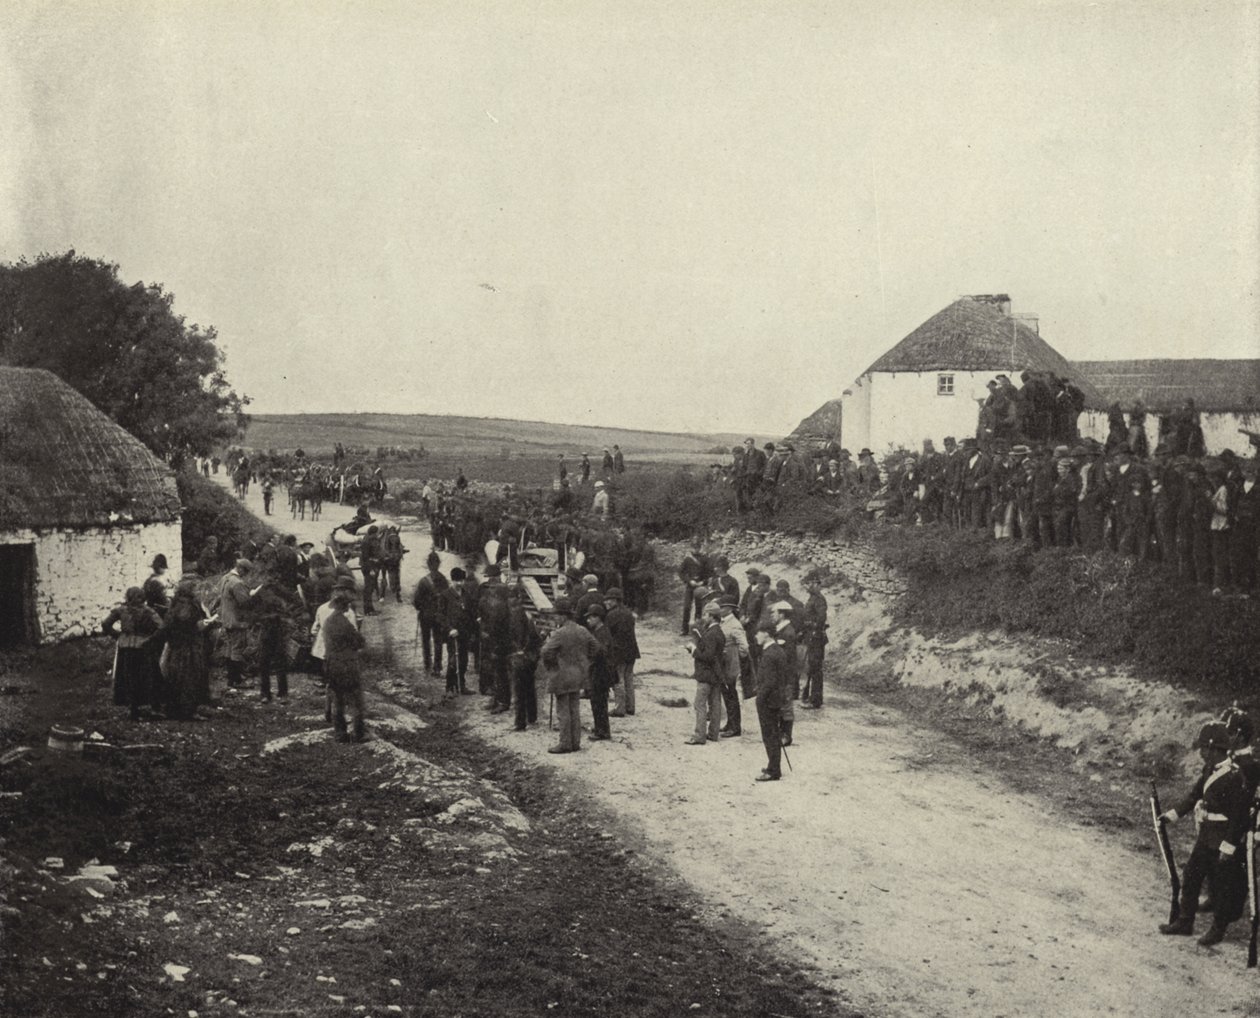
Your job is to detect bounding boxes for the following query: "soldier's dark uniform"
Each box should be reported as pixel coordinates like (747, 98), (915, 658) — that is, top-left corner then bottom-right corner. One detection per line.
(801, 589), (829, 709)
(1159, 721), (1251, 945)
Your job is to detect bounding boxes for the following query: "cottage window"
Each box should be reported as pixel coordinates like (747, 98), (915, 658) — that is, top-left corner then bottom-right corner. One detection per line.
(937, 373), (954, 396)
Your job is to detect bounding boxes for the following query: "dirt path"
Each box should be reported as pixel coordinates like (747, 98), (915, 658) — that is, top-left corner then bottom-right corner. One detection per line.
(225, 480), (1260, 1017)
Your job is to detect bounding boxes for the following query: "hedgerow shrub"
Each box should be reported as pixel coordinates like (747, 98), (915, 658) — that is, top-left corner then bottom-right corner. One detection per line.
(613, 471), (737, 540)
(872, 523), (1260, 701)
(176, 468), (277, 567)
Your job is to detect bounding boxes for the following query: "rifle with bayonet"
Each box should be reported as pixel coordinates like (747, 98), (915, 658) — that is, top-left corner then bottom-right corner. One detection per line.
(1150, 781), (1180, 925)
(1248, 803), (1258, 968)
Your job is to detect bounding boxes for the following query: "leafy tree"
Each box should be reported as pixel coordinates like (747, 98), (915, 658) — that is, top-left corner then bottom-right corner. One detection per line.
(0, 251), (249, 464)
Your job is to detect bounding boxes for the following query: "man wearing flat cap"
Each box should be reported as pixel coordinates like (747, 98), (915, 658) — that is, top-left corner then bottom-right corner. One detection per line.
(684, 601), (726, 745)
(1157, 721), (1251, 946)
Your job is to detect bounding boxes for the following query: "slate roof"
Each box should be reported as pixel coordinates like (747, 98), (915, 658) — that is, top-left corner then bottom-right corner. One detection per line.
(0, 367), (181, 529)
(1073, 359), (1260, 414)
(863, 296), (1108, 407)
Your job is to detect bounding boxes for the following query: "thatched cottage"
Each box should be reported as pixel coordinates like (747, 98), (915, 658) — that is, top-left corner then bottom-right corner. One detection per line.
(1075, 359), (1260, 456)
(840, 294), (1107, 453)
(0, 367), (182, 646)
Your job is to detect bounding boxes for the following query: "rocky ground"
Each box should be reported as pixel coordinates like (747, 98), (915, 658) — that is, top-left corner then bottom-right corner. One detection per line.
(5, 481), (1259, 1018)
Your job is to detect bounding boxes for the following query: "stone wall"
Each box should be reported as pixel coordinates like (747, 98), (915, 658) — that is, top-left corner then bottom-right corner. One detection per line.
(0, 521), (183, 643)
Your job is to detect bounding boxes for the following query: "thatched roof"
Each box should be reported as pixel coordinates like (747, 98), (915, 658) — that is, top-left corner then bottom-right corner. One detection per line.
(1073, 359), (1260, 415)
(864, 296), (1107, 407)
(0, 367), (181, 529)
(786, 399), (843, 447)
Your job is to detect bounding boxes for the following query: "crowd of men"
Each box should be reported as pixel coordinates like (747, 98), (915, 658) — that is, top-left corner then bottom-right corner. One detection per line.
(423, 479), (656, 612)
(720, 396), (1260, 596)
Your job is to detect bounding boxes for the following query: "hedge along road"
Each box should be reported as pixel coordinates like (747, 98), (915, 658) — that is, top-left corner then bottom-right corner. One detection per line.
(220, 478), (1255, 1017)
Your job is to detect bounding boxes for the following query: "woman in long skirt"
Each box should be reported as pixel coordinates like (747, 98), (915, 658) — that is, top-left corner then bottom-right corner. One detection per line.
(102, 587), (163, 721)
(159, 581), (213, 719)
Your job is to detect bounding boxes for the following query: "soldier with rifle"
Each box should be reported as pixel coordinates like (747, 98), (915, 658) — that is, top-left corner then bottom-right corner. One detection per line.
(1157, 721), (1251, 946)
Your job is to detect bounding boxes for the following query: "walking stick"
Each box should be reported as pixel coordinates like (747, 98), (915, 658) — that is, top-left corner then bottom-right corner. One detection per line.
(781, 741), (793, 772)
(549, 694), (555, 730)
(413, 615), (420, 662)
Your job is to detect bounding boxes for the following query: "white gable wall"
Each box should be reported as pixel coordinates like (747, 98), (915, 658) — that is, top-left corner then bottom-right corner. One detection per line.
(0, 521), (183, 643)
(1080, 410), (1260, 456)
(845, 370), (992, 454)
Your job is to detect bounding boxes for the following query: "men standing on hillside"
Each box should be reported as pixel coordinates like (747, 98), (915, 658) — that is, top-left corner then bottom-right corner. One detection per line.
(613, 444), (625, 474)
(602, 447), (615, 476)
(592, 480), (610, 517)
(741, 438), (766, 510)
(580, 453), (591, 484)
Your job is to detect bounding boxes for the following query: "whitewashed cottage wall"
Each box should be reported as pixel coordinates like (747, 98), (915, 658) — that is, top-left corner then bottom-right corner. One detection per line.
(0, 522), (183, 641)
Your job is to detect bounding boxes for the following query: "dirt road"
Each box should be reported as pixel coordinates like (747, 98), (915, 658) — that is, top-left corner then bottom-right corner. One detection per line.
(233, 481), (1260, 1017)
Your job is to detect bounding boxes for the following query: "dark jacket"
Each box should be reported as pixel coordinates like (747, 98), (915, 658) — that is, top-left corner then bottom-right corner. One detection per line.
(322, 611), (365, 690)
(755, 641), (791, 708)
(605, 605), (640, 663)
(690, 620), (726, 685)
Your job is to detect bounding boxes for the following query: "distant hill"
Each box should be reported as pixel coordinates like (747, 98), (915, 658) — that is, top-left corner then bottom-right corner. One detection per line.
(243, 413), (745, 460)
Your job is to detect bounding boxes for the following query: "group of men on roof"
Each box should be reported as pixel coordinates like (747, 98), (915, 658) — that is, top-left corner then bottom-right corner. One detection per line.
(977, 370), (1086, 447)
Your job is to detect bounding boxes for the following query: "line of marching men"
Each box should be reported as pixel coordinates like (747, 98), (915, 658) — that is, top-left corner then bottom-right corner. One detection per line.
(1156, 706), (1260, 952)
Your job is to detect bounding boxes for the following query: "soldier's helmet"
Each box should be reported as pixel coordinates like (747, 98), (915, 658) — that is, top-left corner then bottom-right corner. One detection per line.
(1193, 721), (1231, 751)
(1220, 706), (1255, 744)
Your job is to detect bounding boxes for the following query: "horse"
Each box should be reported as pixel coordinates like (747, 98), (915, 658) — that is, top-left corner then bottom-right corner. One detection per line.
(233, 465), (250, 500)
(289, 481), (323, 522)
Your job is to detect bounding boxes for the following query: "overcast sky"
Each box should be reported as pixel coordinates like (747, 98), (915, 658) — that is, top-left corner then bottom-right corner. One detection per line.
(2, 1), (1257, 436)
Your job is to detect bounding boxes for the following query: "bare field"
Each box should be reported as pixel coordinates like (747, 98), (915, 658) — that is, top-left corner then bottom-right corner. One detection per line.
(243, 412), (746, 461)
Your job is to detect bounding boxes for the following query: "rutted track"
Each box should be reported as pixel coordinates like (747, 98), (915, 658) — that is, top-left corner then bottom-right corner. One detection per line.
(226, 478), (1260, 1018)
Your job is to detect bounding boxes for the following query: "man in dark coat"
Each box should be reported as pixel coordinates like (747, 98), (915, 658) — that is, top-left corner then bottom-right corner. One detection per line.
(444, 568), (477, 695)
(741, 438), (766, 508)
(583, 604), (614, 741)
(478, 568), (513, 713)
(684, 601), (726, 745)
(613, 445), (625, 474)
(677, 538), (713, 636)
(753, 626), (789, 781)
(358, 526), (382, 615)
(412, 552), (448, 676)
(1157, 721), (1251, 946)
(507, 586), (542, 731)
(604, 588), (640, 717)
(800, 576), (829, 710)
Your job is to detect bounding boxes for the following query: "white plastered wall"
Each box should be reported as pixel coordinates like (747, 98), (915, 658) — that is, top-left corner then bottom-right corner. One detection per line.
(865, 370), (992, 454)
(0, 521), (183, 643)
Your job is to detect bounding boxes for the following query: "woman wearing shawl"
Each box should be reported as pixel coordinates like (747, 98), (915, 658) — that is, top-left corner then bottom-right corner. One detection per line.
(159, 581), (215, 719)
(102, 587), (162, 721)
